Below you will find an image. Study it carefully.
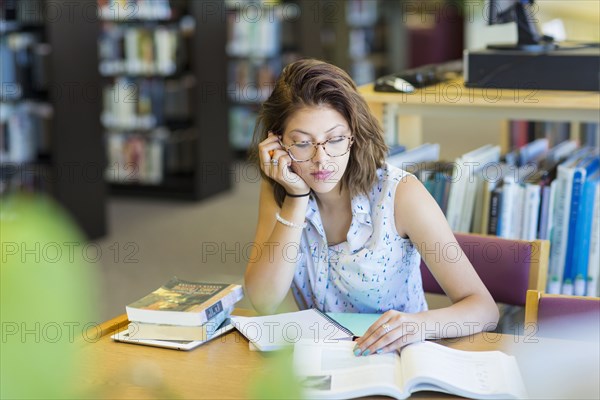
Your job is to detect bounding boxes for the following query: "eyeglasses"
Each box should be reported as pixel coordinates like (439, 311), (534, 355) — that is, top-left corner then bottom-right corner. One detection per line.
(279, 135), (354, 162)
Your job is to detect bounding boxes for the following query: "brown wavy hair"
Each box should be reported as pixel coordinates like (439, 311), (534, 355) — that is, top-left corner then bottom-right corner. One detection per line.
(249, 59), (388, 207)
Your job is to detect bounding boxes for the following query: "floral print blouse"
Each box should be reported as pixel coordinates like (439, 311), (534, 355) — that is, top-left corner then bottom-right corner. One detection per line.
(291, 163), (428, 313)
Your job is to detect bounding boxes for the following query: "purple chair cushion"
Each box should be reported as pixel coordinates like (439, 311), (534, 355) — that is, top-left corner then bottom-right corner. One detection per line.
(537, 296), (600, 340)
(420, 233), (534, 305)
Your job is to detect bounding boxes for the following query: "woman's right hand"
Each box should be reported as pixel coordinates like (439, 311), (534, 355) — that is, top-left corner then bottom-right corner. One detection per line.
(258, 131), (310, 195)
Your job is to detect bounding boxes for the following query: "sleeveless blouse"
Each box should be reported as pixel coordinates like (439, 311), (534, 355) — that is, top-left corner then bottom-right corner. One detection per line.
(291, 163), (428, 313)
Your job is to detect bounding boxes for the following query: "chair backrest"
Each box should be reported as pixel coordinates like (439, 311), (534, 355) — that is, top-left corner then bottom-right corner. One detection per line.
(419, 233), (549, 306)
(525, 290), (600, 340)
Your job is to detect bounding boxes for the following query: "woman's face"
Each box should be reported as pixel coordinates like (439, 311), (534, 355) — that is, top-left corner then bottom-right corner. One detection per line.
(281, 105), (352, 195)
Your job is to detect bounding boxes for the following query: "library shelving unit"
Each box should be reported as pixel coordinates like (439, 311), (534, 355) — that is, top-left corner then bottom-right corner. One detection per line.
(97, 0), (230, 200)
(225, 0), (325, 157)
(1, 0), (107, 239)
(359, 80), (600, 297)
(317, 0), (394, 86)
(358, 79), (600, 151)
(225, 0), (287, 157)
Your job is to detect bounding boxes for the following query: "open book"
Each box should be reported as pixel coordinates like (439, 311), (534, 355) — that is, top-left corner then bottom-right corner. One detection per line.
(293, 340), (528, 400)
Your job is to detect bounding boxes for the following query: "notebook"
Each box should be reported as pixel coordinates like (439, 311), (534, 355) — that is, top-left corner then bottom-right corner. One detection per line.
(325, 312), (381, 337)
(231, 309), (354, 351)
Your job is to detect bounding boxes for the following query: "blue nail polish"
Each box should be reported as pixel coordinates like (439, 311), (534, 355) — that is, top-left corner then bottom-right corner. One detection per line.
(362, 349), (371, 356)
(376, 349), (383, 354)
(354, 348), (362, 357)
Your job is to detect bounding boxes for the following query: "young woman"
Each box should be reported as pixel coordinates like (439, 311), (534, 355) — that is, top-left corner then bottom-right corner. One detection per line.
(244, 59), (499, 356)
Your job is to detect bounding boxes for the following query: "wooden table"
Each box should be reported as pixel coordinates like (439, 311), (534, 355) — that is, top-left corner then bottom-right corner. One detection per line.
(358, 80), (600, 151)
(71, 311), (552, 399)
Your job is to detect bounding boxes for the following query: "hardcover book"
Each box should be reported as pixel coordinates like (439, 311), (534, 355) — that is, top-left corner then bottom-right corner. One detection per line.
(128, 305), (233, 341)
(126, 277), (243, 326)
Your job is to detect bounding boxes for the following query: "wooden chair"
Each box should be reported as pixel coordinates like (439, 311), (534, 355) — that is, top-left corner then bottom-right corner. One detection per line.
(420, 233), (549, 306)
(525, 289), (600, 339)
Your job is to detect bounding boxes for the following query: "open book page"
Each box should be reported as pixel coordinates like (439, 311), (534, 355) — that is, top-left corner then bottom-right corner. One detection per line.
(231, 309), (353, 351)
(293, 340), (406, 400)
(401, 341), (528, 399)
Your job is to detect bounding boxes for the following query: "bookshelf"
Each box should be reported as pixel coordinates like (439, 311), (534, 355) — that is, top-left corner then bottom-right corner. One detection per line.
(358, 79), (600, 151)
(226, 0), (398, 155)
(225, 0), (292, 156)
(98, 0), (231, 200)
(361, 81), (600, 298)
(317, 0), (396, 86)
(1, 0), (107, 239)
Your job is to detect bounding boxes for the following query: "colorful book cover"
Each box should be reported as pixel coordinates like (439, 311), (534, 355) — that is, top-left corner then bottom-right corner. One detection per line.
(572, 171), (599, 295)
(563, 155), (599, 287)
(127, 277), (243, 326)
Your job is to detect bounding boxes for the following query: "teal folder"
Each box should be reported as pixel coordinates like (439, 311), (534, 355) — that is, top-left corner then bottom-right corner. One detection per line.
(326, 313), (382, 337)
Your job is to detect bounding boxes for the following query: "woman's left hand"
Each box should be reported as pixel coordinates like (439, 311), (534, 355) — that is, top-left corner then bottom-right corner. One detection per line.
(353, 310), (425, 356)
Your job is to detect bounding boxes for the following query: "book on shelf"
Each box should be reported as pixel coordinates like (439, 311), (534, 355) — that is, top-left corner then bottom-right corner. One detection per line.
(228, 58), (280, 103)
(98, 23), (184, 76)
(98, 0), (174, 21)
(0, 101), (52, 164)
(548, 148), (599, 294)
(105, 128), (168, 185)
(386, 143), (440, 167)
(231, 309), (355, 352)
(126, 277), (244, 326)
(445, 144), (500, 233)
(508, 120), (571, 150)
(407, 138), (600, 297)
(128, 304), (234, 341)
(226, 9), (281, 58)
(101, 76), (194, 130)
(587, 179), (600, 297)
(229, 105), (259, 150)
(293, 339), (528, 400)
(0, 32), (51, 100)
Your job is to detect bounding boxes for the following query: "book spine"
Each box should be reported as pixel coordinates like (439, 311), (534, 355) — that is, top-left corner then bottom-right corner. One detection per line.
(479, 180), (492, 235)
(488, 187), (501, 235)
(572, 178), (597, 295)
(499, 181), (516, 238)
(586, 182), (600, 297)
(203, 306), (231, 338)
(441, 174), (451, 214)
(196, 285), (244, 326)
(522, 183), (540, 241)
(547, 167), (571, 293)
(562, 168), (585, 287)
(446, 160), (465, 232)
(459, 170), (479, 233)
(538, 185), (551, 240)
(514, 183), (526, 239)
(470, 176), (484, 234)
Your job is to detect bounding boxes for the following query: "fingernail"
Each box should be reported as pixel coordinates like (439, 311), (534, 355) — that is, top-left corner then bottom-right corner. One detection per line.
(362, 349), (371, 356)
(353, 348), (362, 357)
(376, 349), (383, 354)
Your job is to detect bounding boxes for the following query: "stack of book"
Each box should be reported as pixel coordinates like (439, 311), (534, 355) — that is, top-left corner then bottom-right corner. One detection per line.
(125, 277), (243, 342)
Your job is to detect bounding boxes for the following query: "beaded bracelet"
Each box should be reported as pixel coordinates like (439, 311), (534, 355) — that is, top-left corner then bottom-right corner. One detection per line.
(275, 212), (307, 229)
